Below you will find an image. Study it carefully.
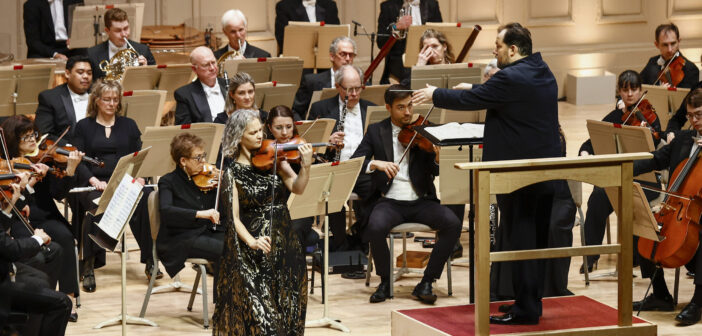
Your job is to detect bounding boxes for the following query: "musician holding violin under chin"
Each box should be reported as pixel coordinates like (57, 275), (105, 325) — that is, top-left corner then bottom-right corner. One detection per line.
(351, 84), (461, 305)
(578, 70), (663, 274)
(631, 88), (702, 326)
(156, 133), (224, 294)
(640, 23), (699, 91)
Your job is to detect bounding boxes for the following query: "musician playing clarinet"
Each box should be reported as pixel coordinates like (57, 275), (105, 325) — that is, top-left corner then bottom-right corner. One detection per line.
(413, 22), (561, 325)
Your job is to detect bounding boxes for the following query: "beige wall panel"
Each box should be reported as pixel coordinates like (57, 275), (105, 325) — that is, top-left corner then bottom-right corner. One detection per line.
(598, 0), (645, 24)
(668, 0), (702, 19)
(526, 0), (573, 25)
(456, 0), (501, 26)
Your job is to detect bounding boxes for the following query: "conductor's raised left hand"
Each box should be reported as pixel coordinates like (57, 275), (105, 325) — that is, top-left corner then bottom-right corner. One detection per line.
(412, 84), (437, 105)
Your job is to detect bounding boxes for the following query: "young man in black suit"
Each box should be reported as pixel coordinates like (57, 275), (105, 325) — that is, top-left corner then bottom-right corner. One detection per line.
(23, 0), (85, 59)
(214, 9), (271, 61)
(293, 36), (356, 120)
(174, 47), (228, 125)
(35, 55), (92, 143)
(632, 88), (702, 326)
(274, 0), (340, 54)
(308, 65), (374, 252)
(352, 84), (460, 304)
(377, 0), (442, 84)
(86, 7), (156, 80)
(414, 23), (561, 324)
(640, 23), (699, 90)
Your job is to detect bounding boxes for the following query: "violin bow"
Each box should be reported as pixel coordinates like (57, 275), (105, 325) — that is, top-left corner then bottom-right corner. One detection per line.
(212, 153), (225, 231)
(654, 51), (680, 86)
(36, 126), (70, 164)
(0, 187), (37, 235)
(0, 129), (12, 172)
(386, 105), (436, 186)
(622, 90), (649, 124)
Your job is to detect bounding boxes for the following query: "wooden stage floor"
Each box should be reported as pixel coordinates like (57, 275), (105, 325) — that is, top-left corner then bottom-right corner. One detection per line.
(64, 102), (702, 335)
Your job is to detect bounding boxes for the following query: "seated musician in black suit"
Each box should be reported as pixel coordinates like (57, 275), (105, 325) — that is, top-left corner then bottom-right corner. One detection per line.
(35, 55), (92, 143)
(157, 133), (224, 293)
(214, 9), (271, 61)
(0, 183), (72, 335)
(309, 65), (374, 251)
(377, 0), (443, 84)
(274, 0), (340, 54)
(23, 0), (84, 59)
(640, 23), (699, 91)
(351, 84), (460, 304)
(86, 7), (156, 80)
(632, 88), (702, 326)
(292, 36), (357, 120)
(174, 47), (227, 125)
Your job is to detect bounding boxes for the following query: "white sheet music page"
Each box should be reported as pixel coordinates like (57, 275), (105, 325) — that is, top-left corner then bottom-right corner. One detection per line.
(424, 122), (484, 141)
(97, 174), (143, 239)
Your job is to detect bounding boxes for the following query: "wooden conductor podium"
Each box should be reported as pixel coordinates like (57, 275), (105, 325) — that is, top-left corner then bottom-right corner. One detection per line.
(391, 153), (657, 336)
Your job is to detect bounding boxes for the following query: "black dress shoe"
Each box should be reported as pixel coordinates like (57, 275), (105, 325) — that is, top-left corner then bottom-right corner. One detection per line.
(633, 294), (674, 311)
(498, 304), (512, 313)
(451, 243), (463, 259)
(676, 302), (702, 325)
(687, 271), (696, 278)
(145, 260), (164, 280)
(412, 281), (437, 304)
(370, 281), (391, 303)
(82, 273), (96, 293)
(489, 313), (539, 325)
(69, 312), (78, 322)
(579, 260), (598, 274)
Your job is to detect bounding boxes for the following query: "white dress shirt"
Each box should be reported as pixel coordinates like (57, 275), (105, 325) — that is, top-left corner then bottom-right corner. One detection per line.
(410, 1), (422, 26)
(329, 68), (336, 88)
(690, 132), (701, 158)
(338, 97), (363, 161)
(68, 86), (89, 123)
(201, 80), (225, 120)
(108, 40), (127, 59)
(382, 123), (420, 201)
(303, 1), (317, 22)
(49, 0), (68, 40)
(228, 41), (247, 56)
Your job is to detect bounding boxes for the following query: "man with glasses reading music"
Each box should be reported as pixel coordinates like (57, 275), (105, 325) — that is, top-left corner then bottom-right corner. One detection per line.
(174, 46), (228, 125)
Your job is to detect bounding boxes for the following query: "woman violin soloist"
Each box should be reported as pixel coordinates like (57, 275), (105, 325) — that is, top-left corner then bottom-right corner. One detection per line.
(578, 70), (663, 274)
(632, 88), (702, 326)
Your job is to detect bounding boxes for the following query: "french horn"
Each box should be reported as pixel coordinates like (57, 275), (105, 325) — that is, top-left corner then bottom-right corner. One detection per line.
(216, 40), (244, 76)
(99, 38), (140, 81)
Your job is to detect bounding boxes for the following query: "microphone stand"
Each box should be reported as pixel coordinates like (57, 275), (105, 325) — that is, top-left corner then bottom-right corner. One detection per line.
(352, 21), (390, 85)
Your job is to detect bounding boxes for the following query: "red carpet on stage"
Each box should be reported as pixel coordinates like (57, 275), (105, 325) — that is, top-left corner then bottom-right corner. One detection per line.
(397, 295), (649, 335)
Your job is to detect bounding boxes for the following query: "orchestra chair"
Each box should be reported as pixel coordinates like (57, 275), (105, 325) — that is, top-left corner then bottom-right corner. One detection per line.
(139, 189), (211, 329)
(365, 223), (453, 298)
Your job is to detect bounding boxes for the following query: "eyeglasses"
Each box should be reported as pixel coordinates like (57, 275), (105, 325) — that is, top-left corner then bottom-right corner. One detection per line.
(336, 51), (357, 59)
(20, 131), (39, 142)
(339, 85), (364, 94)
(687, 112), (702, 120)
(189, 153), (207, 162)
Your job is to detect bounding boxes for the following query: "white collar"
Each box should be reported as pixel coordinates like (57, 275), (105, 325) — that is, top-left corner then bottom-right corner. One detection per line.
(200, 80), (220, 93)
(302, 0), (316, 7)
(108, 40), (126, 54)
(228, 41), (247, 54)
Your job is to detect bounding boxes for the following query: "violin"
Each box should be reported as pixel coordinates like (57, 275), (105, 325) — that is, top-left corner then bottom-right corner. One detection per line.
(656, 52), (686, 88)
(192, 163), (219, 192)
(638, 144), (702, 268)
(27, 137), (104, 168)
(620, 92), (660, 140)
(0, 157), (56, 179)
(252, 136), (329, 171)
(398, 114), (436, 153)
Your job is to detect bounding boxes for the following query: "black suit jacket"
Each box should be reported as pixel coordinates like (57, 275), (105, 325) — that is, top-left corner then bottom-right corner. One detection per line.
(0, 228), (42, 283)
(213, 42), (272, 60)
(157, 168), (217, 278)
(634, 129), (698, 177)
(666, 80), (702, 135)
(23, 0), (84, 58)
(87, 40), (156, 79)
(351, 118), (439, 203)
(309, 95), (375, 160)
(640, 54), (699, 89)
(377, 0), (442, 57)
(275, 0), (340, 52)
(174, 78), (228, 125)
(433, 52), (561, 162)
(292, 70), (332, 119)
(35, 83), (84, 143)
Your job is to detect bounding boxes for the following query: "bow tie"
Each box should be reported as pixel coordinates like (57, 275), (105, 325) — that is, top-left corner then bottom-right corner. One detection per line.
(205, 87), (220, 96)
(302, 0), (316, 6)
(73, 95), (88, 103)
(109, 44), (126, 55)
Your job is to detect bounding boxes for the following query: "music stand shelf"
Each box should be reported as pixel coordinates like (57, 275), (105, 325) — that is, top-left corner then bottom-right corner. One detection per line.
(414, 125), (483, 147)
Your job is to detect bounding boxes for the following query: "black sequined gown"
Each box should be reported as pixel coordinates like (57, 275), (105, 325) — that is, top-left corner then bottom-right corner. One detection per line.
(212, 161), (307, 335)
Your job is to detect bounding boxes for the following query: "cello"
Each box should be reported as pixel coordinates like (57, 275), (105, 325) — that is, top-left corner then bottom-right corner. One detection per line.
(637, 142), (702, 268)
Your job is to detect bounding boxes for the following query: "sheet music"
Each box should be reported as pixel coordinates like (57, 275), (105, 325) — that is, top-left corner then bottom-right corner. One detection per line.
(424, 122), (484, 141)
(97, 174), (143, 239)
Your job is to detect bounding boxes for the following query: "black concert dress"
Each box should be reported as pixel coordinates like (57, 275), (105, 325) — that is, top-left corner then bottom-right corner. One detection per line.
(212, 161), (307, 335)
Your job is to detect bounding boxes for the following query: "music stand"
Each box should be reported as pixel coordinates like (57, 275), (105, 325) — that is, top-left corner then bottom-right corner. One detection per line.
(288, 157), (364, 333)
(137, 123), (224, 178)
(295, 118), (335, 154)
(69, 3), (145, 48)
(0, 68), (15, 116)
(268, 57), (304, 88)
(121, 65), (159, 91)
(122, 90), (166, 133)
(255, 82), (297, 111)
(155, 64), (195, 101)
(404, 23), (473, 67)
(13, 64), (55, 115)
(410, 63), (482, 90)
(222, 58), (271, 84)
(642, 84), (690, 131)
(283, 22), (350, 69)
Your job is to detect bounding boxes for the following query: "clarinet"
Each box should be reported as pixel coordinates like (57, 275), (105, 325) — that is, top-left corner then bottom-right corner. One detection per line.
(335, 94), (349, 162)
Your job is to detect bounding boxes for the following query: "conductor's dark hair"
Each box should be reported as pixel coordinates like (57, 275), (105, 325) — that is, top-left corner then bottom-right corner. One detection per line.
(66, 55), (92, 71)
(617, 70), (643, 90)
(384, 84), (411, 105)
(686, 88), (702, 109)
(655, 23), (679, 42)
(498, 22), (532, 56)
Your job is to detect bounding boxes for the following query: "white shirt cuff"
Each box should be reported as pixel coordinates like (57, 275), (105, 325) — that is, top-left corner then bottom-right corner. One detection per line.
(365, 161), (375, 174)
(31, 236), (44, 246)
(2, 209), (12, 218)
(26, 185), (35, 194)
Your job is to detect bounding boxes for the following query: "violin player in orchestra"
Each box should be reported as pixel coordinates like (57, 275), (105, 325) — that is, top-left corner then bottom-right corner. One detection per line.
(413, 22), (561, 325)
(662, 52), (702, 145)
(1, 115), (86, 322)
(274, 0), (340, 55)
(578, 70), (662, 273)
(631, 88), (702, 326)
(292, 36), (358, 120)
(70, 79), (156, 292)
(213, 9), (271, 61)
(351, 84), (460, 304)
(212, 109), (312, 335)
(415, 29), (454, 66)
(308, 65), (374, 253)
(640, 23), (698, 90)
(156, 133), (224, 296)
(174, 46), (228, 125)
(35, 55), (93, 144)
(86, 7), (155, 80)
